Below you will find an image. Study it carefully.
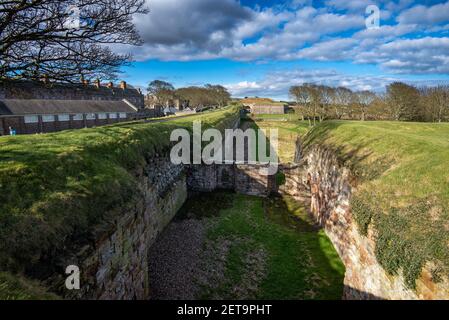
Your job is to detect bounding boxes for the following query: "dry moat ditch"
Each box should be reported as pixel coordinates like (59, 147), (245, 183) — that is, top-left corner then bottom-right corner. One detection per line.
(147, 191), (345, 300)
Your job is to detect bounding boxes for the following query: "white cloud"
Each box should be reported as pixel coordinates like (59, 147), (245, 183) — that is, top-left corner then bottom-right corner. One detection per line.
(296, 38), (358, 61)
(356, 37), (449, 74)
(325, 0), (371, 12)
(117, 0), (449, 75)
(397, 1), (449, 25)
(225, 68), (449, 99)
(225, 68), (398, 99)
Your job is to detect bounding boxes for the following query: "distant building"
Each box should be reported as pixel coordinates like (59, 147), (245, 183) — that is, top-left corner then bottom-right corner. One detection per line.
(145, 95), (190, 117)
(247, 104), (286, 115)
(241, 97), (286, 115)
(0, 80), (145, 135)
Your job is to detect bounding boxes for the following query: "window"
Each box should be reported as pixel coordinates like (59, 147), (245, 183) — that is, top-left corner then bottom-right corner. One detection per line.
(98, 113), (107, 120)
(73, 113), (83, 121)
(58, 114), (70, 122)
(86, 113), (95, 120)
(42, 115), (55, 122)
(109, 113), (117, 119)
(24, 115), (38, 124)
(119, 113), (127, 119)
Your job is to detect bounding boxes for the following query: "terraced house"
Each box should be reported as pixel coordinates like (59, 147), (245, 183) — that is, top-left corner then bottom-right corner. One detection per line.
(0, 80), (144, 135)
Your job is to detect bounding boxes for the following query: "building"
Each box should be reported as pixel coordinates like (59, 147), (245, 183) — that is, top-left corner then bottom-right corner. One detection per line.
(247, 104), (286, 115)
(144, 95), (190, 116)
(241, 97), (286, 115)
(0, 80), (145, 135)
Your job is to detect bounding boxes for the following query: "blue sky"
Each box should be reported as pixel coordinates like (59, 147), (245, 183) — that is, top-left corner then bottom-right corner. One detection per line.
(119, 0), (449, 100)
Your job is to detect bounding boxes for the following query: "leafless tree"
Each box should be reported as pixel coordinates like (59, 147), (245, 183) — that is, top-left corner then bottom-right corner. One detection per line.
(205, 84), (231, 108)
(354, 90), (376, 121)
(289, 85), (309, 122)
(176, 85), (231, 109)
(0, 0), (148, 82)
(386, 82), (421, 121)
(333, 87), (353, 119)
(421, 86), (449, 123)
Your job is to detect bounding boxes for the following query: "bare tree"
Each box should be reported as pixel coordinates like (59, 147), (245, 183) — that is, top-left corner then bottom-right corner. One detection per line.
(421, 86), (449, 123)
(386, 82), (421, 121)
(205, 84), (231, 108)
(319, 85), (335, 122)
(0, 0), (148, 82)
(289, 84), (328, 125)
(176, 85), (231, 109)
(147, 80), (176, 106)
(354, 90), (376, 121)
(333, 87), (353, 119)
(289, 85), (309, 123)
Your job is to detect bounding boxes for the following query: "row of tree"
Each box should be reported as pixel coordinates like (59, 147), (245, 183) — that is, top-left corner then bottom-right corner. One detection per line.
(1, 0), (147, 82)
(289, 82), (449, 124)
(147, 80), (231, 109)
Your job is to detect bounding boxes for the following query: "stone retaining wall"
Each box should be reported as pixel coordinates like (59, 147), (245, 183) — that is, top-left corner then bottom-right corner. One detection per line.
(186, 163), (275, 197)
(301, 144), (449, 300)
(54, 153), (187, 299)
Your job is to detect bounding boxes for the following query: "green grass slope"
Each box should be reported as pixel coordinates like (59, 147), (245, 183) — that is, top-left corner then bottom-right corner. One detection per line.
(0, 106), (240, 273)
(303, 120), (449, 288)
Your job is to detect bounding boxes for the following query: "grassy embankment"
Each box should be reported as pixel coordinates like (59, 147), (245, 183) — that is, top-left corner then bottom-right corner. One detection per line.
(302, 121), (449, 289)
(179, 192), (345, 299)
(245, 113), (310, 163)
(0, 105), (241, 299)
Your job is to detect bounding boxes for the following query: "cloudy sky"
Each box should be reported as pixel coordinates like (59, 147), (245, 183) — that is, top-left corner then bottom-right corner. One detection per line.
(120, 0), (449, 100)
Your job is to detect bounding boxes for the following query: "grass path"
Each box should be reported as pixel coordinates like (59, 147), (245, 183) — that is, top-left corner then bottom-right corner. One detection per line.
(155, 192), (345, 300)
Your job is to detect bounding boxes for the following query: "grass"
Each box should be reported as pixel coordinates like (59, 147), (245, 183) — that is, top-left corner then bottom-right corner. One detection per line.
(193, 192), (345, 300)
(247, 114), (309, 163)
(0, 105), (241, 278)
(0, 271), (59, 300)
(302, 120), (449, 289)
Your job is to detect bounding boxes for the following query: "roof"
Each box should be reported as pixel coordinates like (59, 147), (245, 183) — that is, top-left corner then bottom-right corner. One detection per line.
(0, 80), (143, 98)
(0, 99), (138, 116)
(251, 104), (285, 108)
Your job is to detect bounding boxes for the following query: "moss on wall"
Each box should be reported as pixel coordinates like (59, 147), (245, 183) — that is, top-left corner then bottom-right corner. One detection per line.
(0, 106), (241, 282)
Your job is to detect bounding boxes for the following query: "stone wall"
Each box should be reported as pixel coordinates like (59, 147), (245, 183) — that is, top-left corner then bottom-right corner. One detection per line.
(187, 163), (275, 197)
(50, 153), (187, 300)
(42, 115), (244, 300)
(300, 144), (449, 300)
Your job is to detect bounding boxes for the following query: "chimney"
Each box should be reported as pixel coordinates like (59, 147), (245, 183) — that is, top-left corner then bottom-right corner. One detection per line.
(120, 81), (127, 90)
(107, 82), (114, 89)
(94, 79), (101, 89)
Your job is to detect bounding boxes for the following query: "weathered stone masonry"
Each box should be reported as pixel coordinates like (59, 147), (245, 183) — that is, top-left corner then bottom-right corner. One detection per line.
(299, 144), (449, 300)
(57, 153), (187, 299)
(187, 163), (275, 197)
(46, 115), (277, 299)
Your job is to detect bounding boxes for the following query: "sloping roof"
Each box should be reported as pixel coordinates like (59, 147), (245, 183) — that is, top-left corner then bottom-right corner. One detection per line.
(0, 99), (138, 116)
(0, 80), (142, 98)
(251, 104), (285, 108)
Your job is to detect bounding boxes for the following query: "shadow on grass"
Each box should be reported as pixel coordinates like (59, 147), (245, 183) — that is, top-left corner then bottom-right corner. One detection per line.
(300, 121), (393, 182)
